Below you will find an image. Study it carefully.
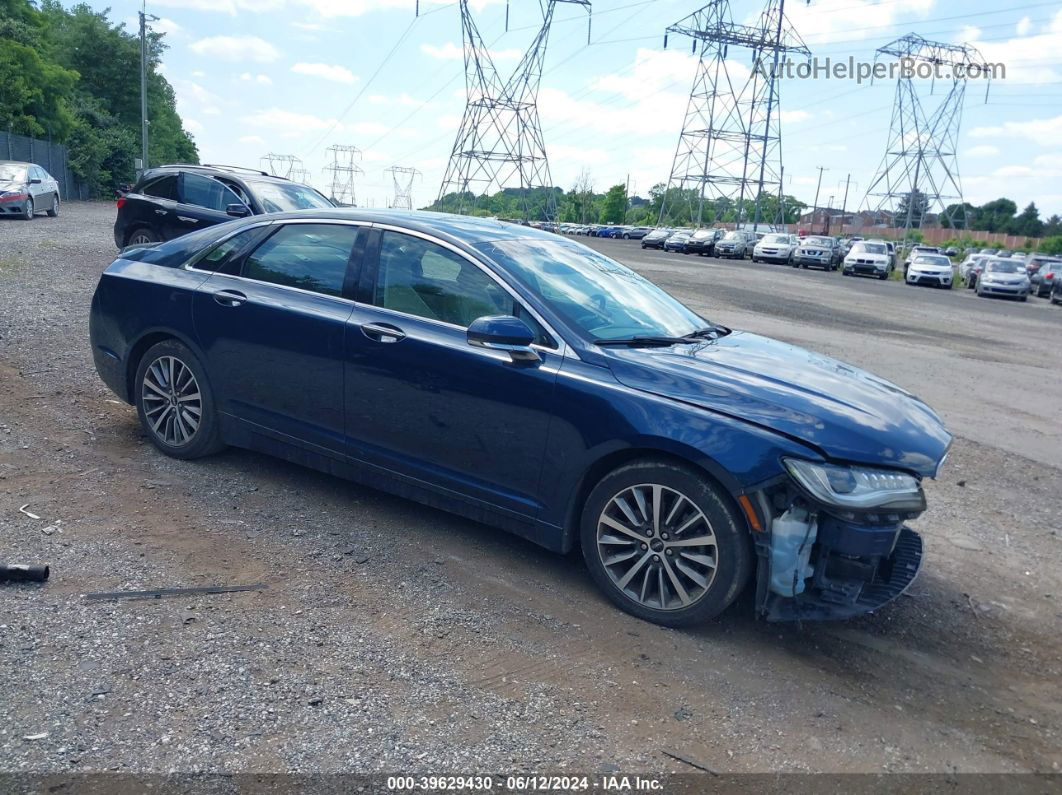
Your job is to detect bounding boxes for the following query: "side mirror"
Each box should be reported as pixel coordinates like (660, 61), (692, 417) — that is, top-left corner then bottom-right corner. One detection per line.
(29, 178), (42, 185)
(226, 203), (251, 218)
(467, 315), (540, 363)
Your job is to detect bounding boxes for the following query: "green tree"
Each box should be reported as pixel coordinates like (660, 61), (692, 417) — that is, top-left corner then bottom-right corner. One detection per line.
(1009, 202), (1043, 237)
(896, 189), (930, 228)
(599, 184), (627, 223)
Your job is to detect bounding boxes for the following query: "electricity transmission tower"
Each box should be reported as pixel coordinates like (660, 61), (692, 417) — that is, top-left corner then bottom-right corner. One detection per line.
(323, 144), (364, 207)
(862, 34), (989, 234)
(290, 167), (313, 185)
(385, 166), (422, 210)
(660, 0), (809, 228)
(436, 0), (591, 221)
(260, 153), (305, 180)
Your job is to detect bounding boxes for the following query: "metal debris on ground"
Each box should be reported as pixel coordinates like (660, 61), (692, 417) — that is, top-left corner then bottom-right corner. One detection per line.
(83, 583), (268, 601)
(18, 504), (41, 520)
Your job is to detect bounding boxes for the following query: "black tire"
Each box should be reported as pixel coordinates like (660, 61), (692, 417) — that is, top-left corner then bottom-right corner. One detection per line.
(21, 197), (33, 220)
(126, 227), (160, 246)
(134, 339), (225, 460)
(623, 233), (630, 239)
(47, 194), (59, 217)
(580, 459), (752, 627)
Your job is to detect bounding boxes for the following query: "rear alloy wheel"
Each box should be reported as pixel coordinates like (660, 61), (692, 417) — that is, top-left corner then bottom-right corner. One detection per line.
(47, 195), (59, 217)
(135, 340), (224, 460)
(21, 197), (33, 220)
(581, 460), (751, 627)
(128, 228), (160, 246)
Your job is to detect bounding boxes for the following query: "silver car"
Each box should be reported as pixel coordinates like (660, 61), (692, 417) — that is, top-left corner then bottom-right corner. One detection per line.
(0, 161), (61, 220)
(752, 233), (797, 264)
(976, 258), (1030, 301)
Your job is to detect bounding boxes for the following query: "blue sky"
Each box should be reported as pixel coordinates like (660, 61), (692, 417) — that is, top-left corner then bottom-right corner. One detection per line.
(98, 0), (1062, 215)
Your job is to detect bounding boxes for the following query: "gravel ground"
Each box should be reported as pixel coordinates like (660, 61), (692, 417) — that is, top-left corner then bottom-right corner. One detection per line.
(0, 204), (1060, 776)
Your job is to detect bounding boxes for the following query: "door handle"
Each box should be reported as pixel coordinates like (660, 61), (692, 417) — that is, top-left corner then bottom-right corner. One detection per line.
(360, 322), (406, 343)
(212, 289), (247, 307)
(154, 209), (167, 215)
(177, 216), (199, 223)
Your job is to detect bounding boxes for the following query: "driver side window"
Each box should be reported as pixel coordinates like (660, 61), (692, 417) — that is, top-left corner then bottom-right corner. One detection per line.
(374, 232), (508, 328)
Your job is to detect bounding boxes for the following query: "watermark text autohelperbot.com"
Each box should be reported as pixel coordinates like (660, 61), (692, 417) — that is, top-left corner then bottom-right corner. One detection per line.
(755, 56), (1005, 84)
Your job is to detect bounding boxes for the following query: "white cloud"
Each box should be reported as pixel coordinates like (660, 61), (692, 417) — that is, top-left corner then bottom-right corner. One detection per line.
(190, 35), (281, 63)
(368, 93), (429, 107)
(300, 0), (498, 16)
(420, 41), (520, 62)
(291, 62), (358, 84)
(239, 72), (273, 85)
(192, 70), (206, 78)
(971, 115), (1062, 147)
(238, 135), (266, 146)
(965, 145), (999, 157)
(784, 0), (934, 46)
(184, 118), (204, 133)
(781, 110), (810, 124)
(961, 9), (1062, 84)
(153, 0), (284, 12)
(1016, 16), (1033, 36)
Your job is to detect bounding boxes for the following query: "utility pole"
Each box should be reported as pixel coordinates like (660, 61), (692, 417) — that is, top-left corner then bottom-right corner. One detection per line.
(839, 173), (851, 236)
(138, 4), (159, 172)
(811, 166), (827, 234)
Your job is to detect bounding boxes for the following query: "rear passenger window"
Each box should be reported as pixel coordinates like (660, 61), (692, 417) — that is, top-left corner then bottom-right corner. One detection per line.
(191, 228), (263, 274)
(144, 176), (179, 201)
(180, 172), (244, 212)
(241, 224), (355, 297)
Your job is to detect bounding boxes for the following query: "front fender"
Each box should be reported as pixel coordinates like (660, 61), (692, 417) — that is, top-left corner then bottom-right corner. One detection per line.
(539, 358), (822, 549)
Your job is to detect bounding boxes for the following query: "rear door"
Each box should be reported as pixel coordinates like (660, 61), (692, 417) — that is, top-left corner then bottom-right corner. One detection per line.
(133, 174), (181, 241)
(174, 171), (246, 239)
(192, 221), (366, 453)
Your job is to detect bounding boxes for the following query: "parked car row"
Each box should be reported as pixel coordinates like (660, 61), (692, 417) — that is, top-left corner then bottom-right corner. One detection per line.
(557, 223), (653, 239)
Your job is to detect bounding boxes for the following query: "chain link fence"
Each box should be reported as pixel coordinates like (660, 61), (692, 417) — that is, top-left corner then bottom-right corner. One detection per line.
(1, 129), (95, 200)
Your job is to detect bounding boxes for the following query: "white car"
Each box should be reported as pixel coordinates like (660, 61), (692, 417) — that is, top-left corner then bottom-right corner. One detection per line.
(752, 233), (797, 264)
(906, 254), (955, 288)
(842, 241), (893, 280)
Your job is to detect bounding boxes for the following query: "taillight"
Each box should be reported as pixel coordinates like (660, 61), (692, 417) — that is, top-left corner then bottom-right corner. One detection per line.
(1046, 273), (1055, 280)
(116, 197), (126, 209)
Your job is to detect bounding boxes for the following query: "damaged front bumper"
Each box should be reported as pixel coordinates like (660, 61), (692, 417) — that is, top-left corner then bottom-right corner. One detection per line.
(762, 523), (923, 621)
(749, 479), (927, 622)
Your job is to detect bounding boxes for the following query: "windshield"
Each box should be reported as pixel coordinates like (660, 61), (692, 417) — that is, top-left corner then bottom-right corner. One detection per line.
(855, 243), (887, 254)
(722, 231), (742, 241)
(803, 237), (832, 247)
(692, 230), (713, 239)
(247, 181), (333, 212)
(985, 260), (1022, 273)
(476, 238), (707, 341)
(762, 234), (789, 244)
(0, 164), (28, 182)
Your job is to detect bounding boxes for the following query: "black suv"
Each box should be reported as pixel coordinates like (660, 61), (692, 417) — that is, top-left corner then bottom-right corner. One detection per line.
(113, 164), (334, 248)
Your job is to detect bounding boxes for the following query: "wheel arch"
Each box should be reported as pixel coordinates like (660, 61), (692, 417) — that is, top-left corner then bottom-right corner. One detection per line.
(124, 328), (207, 404)
(558, 442), (751, 555)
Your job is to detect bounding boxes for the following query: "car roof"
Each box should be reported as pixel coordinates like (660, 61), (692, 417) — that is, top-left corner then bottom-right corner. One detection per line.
(0, 160), (34, 167)
(228, 208), (570, 246)
(139, 163), (295, 185)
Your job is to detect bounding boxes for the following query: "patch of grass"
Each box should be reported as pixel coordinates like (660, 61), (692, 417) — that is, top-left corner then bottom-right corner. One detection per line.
(0, 257), (18, 272)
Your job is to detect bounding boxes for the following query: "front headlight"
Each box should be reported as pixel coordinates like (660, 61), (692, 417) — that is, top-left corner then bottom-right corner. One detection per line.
(783, 458), (924, 511)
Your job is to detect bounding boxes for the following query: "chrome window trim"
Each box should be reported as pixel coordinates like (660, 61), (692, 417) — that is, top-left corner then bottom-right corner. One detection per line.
(369, 222), (577, 359)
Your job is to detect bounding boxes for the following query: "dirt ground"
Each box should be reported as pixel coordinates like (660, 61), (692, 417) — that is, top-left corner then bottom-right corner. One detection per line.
(1, 203), (1060, 775)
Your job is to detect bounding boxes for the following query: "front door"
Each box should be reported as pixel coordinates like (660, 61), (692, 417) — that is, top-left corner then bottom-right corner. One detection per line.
(192, 221), (364, 453)
(343, 228), (560, 516)
(173, 171), (246, 239)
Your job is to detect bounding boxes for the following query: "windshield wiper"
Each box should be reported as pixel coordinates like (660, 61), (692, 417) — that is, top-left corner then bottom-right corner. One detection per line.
(594, 335), (693, 347)
(683, 325), (730, 339)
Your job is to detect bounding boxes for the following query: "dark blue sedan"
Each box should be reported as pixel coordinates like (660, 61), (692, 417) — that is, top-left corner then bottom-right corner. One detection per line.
(89, 210), (951, 626)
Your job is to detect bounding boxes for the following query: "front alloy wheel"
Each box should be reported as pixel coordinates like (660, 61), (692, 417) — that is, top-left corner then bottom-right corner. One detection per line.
(597, 484), (718, 610)
(581, 460), (751, 626)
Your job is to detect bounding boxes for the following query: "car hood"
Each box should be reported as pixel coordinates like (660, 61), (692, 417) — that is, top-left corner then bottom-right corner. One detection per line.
(604, 331), (951, 477)
(910, 264), (951, 272)
(0, 180), (26, 192)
